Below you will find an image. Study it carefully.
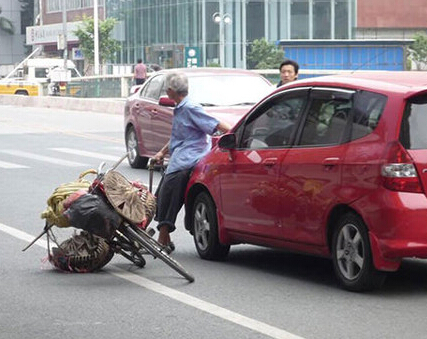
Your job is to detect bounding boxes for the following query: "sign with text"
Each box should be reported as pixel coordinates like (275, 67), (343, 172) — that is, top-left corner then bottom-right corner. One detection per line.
(26, 22), (80, 45)
(185, 47), (200, 68)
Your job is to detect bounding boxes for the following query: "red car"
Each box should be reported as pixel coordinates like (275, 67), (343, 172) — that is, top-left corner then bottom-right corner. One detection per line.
(124, 67), (273, 168)
(184, 71), (427, 291)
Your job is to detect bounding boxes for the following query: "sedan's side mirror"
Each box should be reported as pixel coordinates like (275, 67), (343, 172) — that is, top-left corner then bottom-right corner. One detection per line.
(218, 133), (236, 150)
(159, 96), (175, 107)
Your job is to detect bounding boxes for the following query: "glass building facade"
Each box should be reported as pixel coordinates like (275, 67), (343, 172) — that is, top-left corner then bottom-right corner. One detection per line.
(106, 0), (356, 69)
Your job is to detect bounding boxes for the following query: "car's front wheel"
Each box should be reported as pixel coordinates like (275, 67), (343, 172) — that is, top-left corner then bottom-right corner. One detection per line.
(126, 126), (149, 168)
(332, 212), (386, 291)
(192, 192), (230, 260)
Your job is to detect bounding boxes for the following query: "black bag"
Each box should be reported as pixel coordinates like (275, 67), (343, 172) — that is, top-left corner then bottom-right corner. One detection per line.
(64, 194), (121, 239)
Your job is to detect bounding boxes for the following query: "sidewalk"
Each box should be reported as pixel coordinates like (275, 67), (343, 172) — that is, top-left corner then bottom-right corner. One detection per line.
(0, 94), (125, 115)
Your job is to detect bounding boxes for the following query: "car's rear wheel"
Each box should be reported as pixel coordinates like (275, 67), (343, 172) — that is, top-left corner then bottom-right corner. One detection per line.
(126, 126), (149, 168)
(332, 212), (386, 292)
(192, 191), (230, 260)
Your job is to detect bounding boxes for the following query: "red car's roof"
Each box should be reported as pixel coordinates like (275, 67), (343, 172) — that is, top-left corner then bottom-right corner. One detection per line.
(284, 71), (427, 97)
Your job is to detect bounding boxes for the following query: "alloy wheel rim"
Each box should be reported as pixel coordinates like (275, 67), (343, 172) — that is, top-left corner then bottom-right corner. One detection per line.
(127, 130), (137, 163)
(336, 223), (365, 280)
(194, 202), (210, 251)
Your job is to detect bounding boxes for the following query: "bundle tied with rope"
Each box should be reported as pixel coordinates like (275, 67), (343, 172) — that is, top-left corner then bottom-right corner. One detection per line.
(39, 169), (113, 272)
(102, 170), (156, 229)
(40, 169), (96, 228)
(49, 231), (113, 273)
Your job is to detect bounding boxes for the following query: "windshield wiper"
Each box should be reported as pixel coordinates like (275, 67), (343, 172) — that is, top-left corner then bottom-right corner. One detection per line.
(199, 103), (218, 107)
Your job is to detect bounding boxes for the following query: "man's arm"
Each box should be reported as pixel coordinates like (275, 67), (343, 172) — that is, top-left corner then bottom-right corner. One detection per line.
(153, 141), (170, 163)
(216, 121), (232, 134)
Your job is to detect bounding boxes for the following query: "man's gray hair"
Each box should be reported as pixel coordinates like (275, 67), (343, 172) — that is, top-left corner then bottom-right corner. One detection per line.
(165, 72), (188, 96)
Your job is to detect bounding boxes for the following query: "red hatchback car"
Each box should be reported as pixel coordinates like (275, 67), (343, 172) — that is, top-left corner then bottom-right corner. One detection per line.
(184, 71), (427, 291)
(124, 67), (273, 168)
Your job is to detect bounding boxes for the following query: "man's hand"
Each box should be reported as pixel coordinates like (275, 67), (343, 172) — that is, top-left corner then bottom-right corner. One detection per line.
(153, 151), (164, 164)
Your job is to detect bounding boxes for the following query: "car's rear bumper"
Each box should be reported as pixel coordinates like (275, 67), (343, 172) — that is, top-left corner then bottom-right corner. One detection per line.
(354, 190), (427, 271)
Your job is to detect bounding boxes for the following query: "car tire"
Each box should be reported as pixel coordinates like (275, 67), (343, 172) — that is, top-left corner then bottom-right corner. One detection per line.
(126, 126), (149, 168)
(192, 191), (230, 260)
(332, 212), (386, 292)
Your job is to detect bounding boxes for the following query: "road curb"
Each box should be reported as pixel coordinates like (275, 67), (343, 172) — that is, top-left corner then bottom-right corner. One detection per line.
(0, 94), (125, 115)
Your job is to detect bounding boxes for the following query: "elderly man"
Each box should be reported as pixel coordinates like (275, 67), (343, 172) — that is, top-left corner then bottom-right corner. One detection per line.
(153, 71), (230, 252)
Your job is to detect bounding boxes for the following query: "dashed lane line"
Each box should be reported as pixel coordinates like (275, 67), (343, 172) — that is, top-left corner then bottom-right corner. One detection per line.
(0, 150), (89, 167)
(50, 147), (123, 162)
(0, 160), (29, 169)
(1, 222), (305, 339)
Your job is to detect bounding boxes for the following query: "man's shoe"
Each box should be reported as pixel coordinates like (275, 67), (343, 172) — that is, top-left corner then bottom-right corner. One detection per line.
(162, 242), (175, 254)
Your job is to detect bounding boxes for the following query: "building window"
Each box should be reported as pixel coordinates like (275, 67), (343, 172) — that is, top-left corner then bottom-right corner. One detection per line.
(335, 0), (349, 39)
(313, 0), (331, 39)
(291, 0), (309, 39)
(46, 0), (105, 13)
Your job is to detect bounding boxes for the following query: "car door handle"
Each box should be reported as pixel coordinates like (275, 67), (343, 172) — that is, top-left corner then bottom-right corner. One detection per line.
(263, 158), (278, 167)
(322, 157), (340, 166)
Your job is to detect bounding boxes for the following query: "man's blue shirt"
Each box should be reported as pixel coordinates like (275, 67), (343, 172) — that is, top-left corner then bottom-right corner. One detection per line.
(166, 96), (219, 174)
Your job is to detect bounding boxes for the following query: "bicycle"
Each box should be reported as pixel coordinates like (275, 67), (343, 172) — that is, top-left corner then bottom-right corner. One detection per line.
(23, 153), (195, 283)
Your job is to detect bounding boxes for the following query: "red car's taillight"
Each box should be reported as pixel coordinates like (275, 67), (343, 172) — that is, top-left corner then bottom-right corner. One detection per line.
(381, 142), (423, 193)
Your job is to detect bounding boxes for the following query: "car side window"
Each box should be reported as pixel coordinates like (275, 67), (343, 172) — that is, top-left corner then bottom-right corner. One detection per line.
(239, 92), (307, 149)
(141, 75), (165, 101)
(351, 91), (387, 140)
(298, 95), (352, 146)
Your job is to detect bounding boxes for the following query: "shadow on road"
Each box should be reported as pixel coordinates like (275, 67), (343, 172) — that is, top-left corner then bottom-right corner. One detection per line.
(221, 246), (427, 294)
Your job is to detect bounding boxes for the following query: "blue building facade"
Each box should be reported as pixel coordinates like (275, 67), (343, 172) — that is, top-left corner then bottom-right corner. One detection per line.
(279, 40), (411, 71)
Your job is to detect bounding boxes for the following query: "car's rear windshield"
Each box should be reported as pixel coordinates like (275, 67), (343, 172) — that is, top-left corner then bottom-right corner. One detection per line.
(188, 75), (272, 107)
(400, 94), (427, 149)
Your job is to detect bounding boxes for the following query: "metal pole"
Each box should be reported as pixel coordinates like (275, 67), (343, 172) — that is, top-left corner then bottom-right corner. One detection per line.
(39, 0), (43, 25)
(242, 1), (247, 69)
(202, 0), (206, 66)
(94, 0), (100, 75)
(219, 0), (225, 67)
(4, 47), (40, 79)
(62, 0), (68, 70)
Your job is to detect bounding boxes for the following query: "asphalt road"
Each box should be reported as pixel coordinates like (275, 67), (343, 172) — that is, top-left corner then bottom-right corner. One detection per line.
(1, 104), (427, 339)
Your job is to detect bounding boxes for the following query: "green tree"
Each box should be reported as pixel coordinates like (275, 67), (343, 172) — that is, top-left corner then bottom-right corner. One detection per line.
(0, 6), (15, 35)
(74, 15), (120, 71)
(408, 32), (427, 70)
(247, 38), (284, 69)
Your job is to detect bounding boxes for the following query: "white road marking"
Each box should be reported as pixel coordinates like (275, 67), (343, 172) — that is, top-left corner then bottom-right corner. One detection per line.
(0, 223), (47, 249)
(110, 267), (305, 339)
(0, 160), (29, 169)
(0, 150), (88, 167)
(0, 223), (305, 339)
(50, 148), (123, 162)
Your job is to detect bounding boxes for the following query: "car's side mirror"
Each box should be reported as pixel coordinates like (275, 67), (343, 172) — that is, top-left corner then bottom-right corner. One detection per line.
(218, 133), (236, 150)
(159, 96), (175, 107)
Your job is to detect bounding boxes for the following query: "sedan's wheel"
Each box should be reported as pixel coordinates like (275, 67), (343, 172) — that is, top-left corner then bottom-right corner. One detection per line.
(332, 212), (386, 292)
(192, 192), (230, 260)
(126, 127), (148, 168)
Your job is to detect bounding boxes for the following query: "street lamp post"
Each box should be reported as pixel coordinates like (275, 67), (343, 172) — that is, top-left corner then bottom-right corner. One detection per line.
(212, 4), (232, 67)
(61, 0), (67, 70)
(94, 0), (100, 75)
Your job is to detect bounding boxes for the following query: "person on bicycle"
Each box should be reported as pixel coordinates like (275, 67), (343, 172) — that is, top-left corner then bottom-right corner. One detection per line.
(153, 71), (230, 253)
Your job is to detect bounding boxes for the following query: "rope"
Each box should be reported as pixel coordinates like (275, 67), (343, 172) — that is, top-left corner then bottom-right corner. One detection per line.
(40, 170), (96, 228)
